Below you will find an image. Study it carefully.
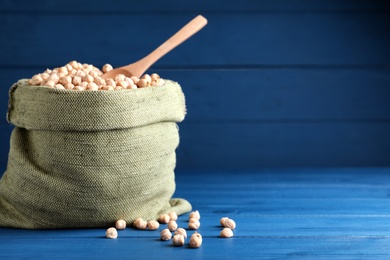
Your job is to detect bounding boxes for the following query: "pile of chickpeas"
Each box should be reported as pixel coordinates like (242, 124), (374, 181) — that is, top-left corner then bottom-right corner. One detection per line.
(105, 210), (236, 249)
(27, 61), (165, 90)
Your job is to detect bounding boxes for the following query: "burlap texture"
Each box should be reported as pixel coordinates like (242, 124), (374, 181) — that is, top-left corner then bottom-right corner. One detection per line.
(0, 79), (191, 229)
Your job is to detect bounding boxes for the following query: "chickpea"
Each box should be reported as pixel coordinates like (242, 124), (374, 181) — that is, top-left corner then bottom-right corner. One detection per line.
(115, 219), (126, 230)
(29, 74), (43, 85)
(168, 212), (178, 221)
(44, 80), (55, 88)
(115, 74), (126, 83)
(220, 228), (233, 238)
(82, 74), (93, 83)
(158, 214), (170, 224)
(167, 220), (178, 232)
(172, 234), (185, 246)
(72, 76), (82, 86)
(221, 218), (236, 230)
(102, 64), (113, 73)
(133, 217), (147, 230)
(106, 227), (118, 239)
(136, 78), (148, 88)
(54, 84), (65, 90)
(174, 228), (187, 239)
(188, 218), (200, 230)
(147, 220), (160, 230)
(86, 82), (99, 91)
(189, 210), (200, 220)
(189, 232), (202, 248)
(160, 229), (172, 241)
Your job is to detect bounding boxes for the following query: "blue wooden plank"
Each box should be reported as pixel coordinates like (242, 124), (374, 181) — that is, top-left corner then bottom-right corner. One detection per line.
(0, 0), (388, 12)
(0, 13), (389, 66)
(175, 122), (390, 169)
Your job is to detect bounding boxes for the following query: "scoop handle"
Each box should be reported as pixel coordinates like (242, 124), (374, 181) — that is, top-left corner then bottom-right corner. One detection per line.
(137, 15), (208, 71)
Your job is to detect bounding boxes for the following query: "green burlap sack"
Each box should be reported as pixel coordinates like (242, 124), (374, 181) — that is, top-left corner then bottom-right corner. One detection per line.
(0, 79), (191, 229)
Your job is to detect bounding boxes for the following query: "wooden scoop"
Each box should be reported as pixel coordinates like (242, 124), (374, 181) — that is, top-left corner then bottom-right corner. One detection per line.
(102, 15), (208, 79)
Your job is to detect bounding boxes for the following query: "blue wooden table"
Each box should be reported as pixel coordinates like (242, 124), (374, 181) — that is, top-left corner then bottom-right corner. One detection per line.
(1, 168), (390, 259)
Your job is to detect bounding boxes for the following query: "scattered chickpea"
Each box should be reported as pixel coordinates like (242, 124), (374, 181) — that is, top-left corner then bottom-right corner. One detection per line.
(168, 212), (178, 221)
(147, 220), (160, 230)
(174, 228), (187, 239)
(189, 232), (202, 248)
(172, 234), (185, 246)
(133, 217), (147, 230)
(115, 219), (126, 230)
(188, 218), (200, 230)
(189, 210), (200, 220)
(220, 217), (229, 226)
(220, 227), (234, 238)
(106, 227), (118, 239)
(167, 220), (178, 232)
(160, 228), (172, 241)
(158, 214), (170, 224)
(221, 218), (236, 230)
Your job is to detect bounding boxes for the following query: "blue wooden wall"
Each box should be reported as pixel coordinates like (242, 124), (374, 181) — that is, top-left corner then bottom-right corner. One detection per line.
(0, 0), (389, 172)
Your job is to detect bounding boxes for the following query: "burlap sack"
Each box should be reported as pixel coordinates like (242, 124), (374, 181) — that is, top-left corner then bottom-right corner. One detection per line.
(0, 79), (191, 229)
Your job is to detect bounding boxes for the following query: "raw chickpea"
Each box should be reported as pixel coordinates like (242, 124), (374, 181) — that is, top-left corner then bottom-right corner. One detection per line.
(48, 74), (59, 84)
(64, 83), (74, 90)
(174, 228), (187, 239)
(221, 218), (236, 230)
(44, 80), (55, 88)
(189, 232), (202, 248)
(65, 63), (73, 72)
(105, 78), (116, 87)
(117, 80), (129, 89)
(29, 74), (43, 85)
(102, 64), (113, 73)
(89, 70), (99, 78)
(73, 85), (85, 91)
(189, 210), (200, 220)
(115, 74), (126, 83)
(68, 60), (79, 69)
(106, 227), (118, 239)
(58, 66), (68, 75)
(220, 228), (233, 238)
(83, 74), (94, 83)
(151, 73), (160, 82)
(168, 212), (178, 221)
(130, 76), (139, 84)
(54, 84), (65, 90)
(40, 72), (50, 80)
(133, 217), (147, 230)
(60, 76), (73, 85)
(136, 78), (148, 88)
(147, 220), (160, 230)
(115, 219), (126, 230)
(141, 74), (152, 84)
(94, 77), (106, 86)
(188, 218), (200, 230)
(160, 229), (172, 241)
(220, 217), (229, 226)
(167, 220), (178, 232)
(72, 76), (82, 86)
(87, 82), (99, 91)
(75, 70), (86, 78)
(158, 214), (170, 224)
(172, 234), (185, 246)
